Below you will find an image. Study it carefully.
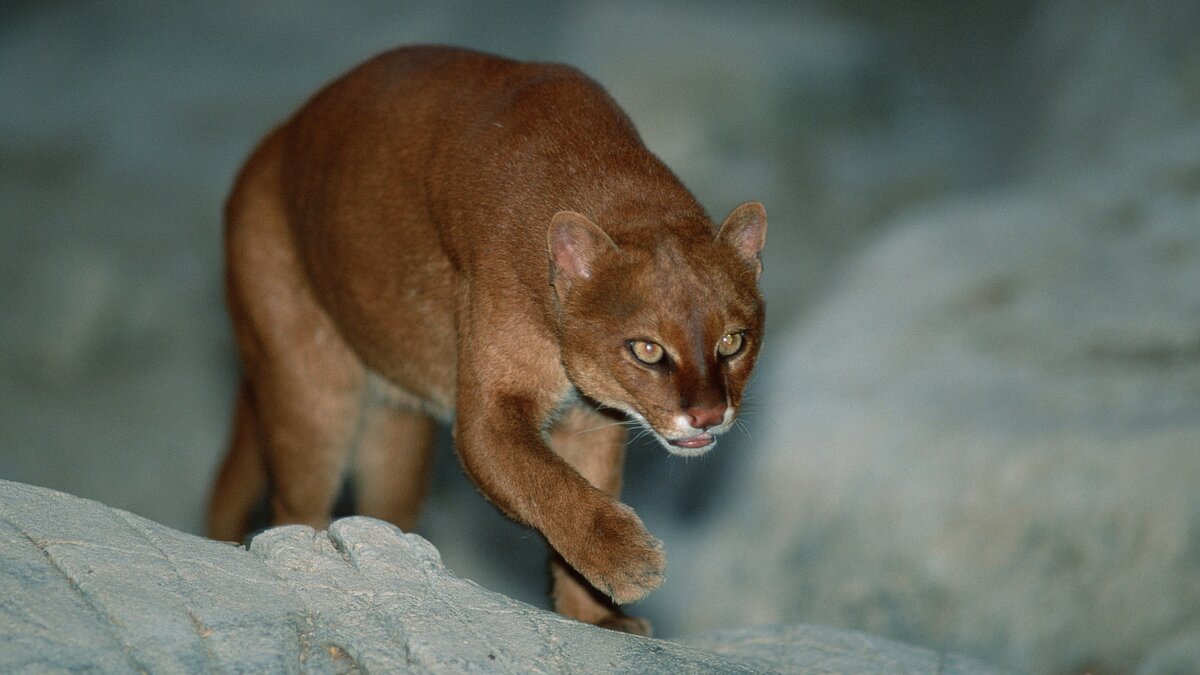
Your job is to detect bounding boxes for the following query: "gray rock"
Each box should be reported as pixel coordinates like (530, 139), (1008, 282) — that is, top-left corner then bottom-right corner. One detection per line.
(684, 625), (1009, 675)
(0, 479), (1007, 673)
(682, 116), (1200, 675)
(677, 4), (1200, 672)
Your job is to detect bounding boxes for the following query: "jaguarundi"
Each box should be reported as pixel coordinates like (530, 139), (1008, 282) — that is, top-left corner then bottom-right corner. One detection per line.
(208, 45), (767, 635)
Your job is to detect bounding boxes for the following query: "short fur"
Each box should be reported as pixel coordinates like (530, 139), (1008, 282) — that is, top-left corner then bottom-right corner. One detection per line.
(207, 45), (767, 635)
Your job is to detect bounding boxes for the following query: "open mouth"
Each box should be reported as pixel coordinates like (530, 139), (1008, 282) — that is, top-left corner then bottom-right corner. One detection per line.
(615, 406), (722, 456)
(668, 434), (715, 450)
(664, 433), (718, 457)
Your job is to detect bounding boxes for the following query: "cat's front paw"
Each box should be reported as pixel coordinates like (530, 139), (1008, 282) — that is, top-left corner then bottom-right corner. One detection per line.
(569, 502), (666, 605)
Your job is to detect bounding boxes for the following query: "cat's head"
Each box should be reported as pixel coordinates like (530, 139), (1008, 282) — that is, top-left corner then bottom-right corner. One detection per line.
(548, 202), (766, 456)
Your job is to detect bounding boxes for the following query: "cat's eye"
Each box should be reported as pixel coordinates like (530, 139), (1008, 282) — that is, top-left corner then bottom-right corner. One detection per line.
(717, 332), (744, 357)
(629, 340), (665, 365)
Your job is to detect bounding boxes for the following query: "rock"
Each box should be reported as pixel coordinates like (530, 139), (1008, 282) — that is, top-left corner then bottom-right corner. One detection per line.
(684, 625), (1010, 675)
(0, 479), (1007, 673)
(677, 3), (1200, 672)
(681, 125), (1200, 675)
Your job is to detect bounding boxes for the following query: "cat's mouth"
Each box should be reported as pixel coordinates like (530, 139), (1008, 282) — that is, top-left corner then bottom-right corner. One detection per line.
(612, 405), (726, 457)
(655, 429), (722, 457)
(667, 433), (716, 453)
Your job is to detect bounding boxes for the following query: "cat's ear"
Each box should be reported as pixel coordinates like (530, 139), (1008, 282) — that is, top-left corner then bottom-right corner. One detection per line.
(716, 201), (768, 279)
(548, 211), (618, 298)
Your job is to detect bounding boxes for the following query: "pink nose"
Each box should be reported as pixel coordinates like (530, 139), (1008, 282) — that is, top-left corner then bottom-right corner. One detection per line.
(685, 404), (727, 430)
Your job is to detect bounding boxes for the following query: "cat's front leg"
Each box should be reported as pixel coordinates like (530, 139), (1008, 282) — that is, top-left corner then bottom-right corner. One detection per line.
(455, 391), (666, 605)
(556, 497), (667, 605)
(453, 335), (665, 607)
(547, 405), (653, 633)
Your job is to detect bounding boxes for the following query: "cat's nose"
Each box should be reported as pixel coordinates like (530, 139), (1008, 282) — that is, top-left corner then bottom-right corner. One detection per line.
(685, 404), (727, 430)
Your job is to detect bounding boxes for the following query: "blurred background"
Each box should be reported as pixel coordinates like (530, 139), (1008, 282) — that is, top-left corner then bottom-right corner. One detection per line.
(2, 2), (1198, 673)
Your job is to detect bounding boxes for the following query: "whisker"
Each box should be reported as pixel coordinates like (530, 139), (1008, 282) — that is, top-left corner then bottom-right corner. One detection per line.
(631, 427), (655, 445)
(734, 418), (755, 442)
(577, 419), (638, 434)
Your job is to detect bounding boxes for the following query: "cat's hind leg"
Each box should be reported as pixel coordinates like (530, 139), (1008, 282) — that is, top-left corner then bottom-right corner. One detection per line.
(207, 380), (267, 542)
(220, 135), (367, 535)
(350, 379), (437, 532)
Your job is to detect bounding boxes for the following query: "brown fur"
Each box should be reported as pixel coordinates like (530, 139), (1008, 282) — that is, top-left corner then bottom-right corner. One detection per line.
(207, 45), (767, 635)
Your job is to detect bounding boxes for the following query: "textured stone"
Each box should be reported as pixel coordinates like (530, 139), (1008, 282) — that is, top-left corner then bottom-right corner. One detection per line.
(0, 479), (1006, 673)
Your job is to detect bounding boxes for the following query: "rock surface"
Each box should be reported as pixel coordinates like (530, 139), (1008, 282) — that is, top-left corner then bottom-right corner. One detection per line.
(672, 4), (1200, 673)
(684, 159), (1200, 674)
(0, 479), (1006, 673)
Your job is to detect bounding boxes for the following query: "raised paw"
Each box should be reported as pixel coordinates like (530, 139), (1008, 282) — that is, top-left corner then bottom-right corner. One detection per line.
(564, 502), (666, 605)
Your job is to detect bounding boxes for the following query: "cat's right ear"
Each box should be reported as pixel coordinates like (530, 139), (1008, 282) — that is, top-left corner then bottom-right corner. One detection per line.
(717, 201), (768, 279)
(548, 211), (617, 301)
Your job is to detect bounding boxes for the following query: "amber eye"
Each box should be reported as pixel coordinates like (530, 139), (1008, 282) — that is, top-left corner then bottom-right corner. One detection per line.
(717, 332), (744, 357)
(629, 340), (665, 365)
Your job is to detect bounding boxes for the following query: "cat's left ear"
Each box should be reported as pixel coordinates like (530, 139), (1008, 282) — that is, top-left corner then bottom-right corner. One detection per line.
(717, 201), (768, 279)
(548, 211), (618, 301)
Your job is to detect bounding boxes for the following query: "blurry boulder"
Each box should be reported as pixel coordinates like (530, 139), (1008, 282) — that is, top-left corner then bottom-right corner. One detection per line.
(683, 107), (1200, 675)
(680, 3), (1200, 672)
